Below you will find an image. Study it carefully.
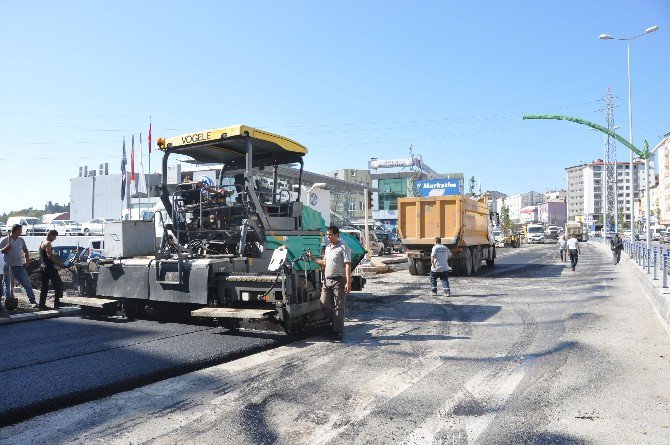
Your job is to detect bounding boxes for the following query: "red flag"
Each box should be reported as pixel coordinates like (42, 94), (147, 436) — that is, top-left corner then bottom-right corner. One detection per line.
(131, 134), (135, 182)
(148, 118), (152, 153)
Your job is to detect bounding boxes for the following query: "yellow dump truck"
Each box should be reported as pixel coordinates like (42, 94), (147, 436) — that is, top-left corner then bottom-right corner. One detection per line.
(397, 195), (497, 276)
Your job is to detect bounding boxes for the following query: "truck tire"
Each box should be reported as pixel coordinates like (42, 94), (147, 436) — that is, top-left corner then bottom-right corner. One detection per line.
(460, 249), (473, 276)
(486, 258), (495, 267)
(416, 259), (429, 276)
(471, 247), (481, 274)
(408, 258), (418, 275)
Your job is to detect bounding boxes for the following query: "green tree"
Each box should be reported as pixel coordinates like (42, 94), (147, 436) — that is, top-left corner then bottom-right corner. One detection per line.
(501, 204), (512, 236)
(468, 176), (476, 196)
(655, 198), (662, 225)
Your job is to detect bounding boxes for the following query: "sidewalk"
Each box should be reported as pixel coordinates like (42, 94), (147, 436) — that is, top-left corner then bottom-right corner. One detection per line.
(590, 239), (670, 334)
(1, 292), (81, 325)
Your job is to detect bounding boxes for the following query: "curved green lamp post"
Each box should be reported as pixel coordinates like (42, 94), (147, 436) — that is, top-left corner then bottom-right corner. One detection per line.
(523, 114), (652, 250)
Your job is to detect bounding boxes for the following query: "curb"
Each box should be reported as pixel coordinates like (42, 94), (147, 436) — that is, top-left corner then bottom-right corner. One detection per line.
(378, 256), (408, 265)
(590, 240), (670, 335)
(0, 307), (81, 326)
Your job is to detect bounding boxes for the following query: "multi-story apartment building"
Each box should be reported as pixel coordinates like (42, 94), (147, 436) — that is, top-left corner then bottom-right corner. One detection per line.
(496, 191), (544, 222)
(538, 199), (567, 227)
(565, 158), (654, 227)
(655, 133), (670, 225)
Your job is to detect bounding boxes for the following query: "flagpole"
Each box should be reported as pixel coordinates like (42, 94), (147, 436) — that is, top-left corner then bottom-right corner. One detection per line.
(148, 117), (152, 201)
(140, 132), (144, 217)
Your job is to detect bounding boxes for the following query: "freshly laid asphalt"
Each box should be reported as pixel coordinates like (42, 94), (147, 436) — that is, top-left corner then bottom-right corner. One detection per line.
(0, 316), (283, 427)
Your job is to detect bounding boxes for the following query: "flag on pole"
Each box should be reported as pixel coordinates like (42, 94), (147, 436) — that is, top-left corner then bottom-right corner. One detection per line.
(137, 132), (148, 195)
(121, 138), (127, 200)
(131, 134), (136, 177)
(148, 117), (152, 154)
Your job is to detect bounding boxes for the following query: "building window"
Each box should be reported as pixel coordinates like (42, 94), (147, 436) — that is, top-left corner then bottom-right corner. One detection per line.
(378, 178), (407, 211)
(349, 202), (356, 212)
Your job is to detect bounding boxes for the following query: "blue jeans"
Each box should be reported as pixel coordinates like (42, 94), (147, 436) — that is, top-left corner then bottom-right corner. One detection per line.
(430, 270), (450, 293)
(3, 265), (36, 302)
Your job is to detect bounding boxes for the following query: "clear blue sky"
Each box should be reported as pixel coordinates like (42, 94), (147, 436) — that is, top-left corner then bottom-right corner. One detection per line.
(1, 0), (668, 214)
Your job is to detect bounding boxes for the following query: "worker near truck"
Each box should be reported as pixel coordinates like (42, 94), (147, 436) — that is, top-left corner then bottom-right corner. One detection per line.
(430, 237), (451, 296)
(557, 235), (568, 262)
(307, 225), (351, 342)
(567, 234), (581, 271)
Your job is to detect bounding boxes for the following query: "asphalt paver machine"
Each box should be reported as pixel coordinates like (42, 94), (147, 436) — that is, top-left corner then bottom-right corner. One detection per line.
(65, 125), (366, 333)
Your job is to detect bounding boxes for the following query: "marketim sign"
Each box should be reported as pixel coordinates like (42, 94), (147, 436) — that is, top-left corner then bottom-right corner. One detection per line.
(415, 179), (463, 196)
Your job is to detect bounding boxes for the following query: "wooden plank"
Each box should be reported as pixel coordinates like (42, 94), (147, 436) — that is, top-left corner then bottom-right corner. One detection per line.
(60, 297), (118, 308)
(191, 307), (275, 319)
(223, 275), (281, 283)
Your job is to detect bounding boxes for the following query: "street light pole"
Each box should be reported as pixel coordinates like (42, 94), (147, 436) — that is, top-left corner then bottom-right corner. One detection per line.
(599, 25), (659, 244)
(627, 40), (635, 236)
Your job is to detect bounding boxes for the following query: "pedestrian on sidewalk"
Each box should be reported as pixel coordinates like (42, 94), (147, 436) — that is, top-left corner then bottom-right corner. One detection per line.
(567, 234), (581, 271)
(610, 232), (624, 265)
(430, 237), (451, 296)
(38, 230), (66, 310)
(557, 235), (568, 262)
(0, 224), (37, 308)
(307, 225), (351, 342)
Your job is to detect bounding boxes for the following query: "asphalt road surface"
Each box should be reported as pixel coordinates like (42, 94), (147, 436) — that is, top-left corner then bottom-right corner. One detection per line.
(0, 316), (283, 427)
(2, 242), (670, 444)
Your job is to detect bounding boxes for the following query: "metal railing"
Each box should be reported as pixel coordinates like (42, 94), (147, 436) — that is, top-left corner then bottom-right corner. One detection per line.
(619, 237), (670, 287)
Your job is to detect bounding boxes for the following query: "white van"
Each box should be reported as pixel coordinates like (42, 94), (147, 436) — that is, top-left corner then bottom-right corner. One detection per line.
(4, 216), (48, 235)
(650, 225), (666, 241)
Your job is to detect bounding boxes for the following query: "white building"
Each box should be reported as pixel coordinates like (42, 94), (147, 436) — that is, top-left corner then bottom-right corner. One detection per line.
(565, 158), (654, 227)
(544, 190), (567, 201)
(655, 133), (670, 225)
(519, 206), (538, 223)
(496, 191), (544, 222)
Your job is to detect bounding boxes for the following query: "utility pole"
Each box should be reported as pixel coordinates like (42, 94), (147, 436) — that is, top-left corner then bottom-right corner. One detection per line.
(602, 87), (618, 233)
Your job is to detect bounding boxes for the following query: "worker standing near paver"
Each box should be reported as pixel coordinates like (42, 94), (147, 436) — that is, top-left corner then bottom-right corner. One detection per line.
(0, 224), (37, 308)
(38, 230), (66, 310)
(307, 225), (351, 341)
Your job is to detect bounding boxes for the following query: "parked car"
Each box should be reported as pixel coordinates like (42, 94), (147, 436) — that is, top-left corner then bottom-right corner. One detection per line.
(47, 220), (82, 236)
(4, 216), (48, 235)
(81, 218), (117, 236)
(390, 233), (404, 253)
(661, 231), (670, 244)
(373, 231), (394, 254)
(51, 246), (85, 266)
(341, 229), (386, 256)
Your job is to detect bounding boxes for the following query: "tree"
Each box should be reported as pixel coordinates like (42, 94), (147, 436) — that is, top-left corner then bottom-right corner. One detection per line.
(655, 198), (662, 226)
(501, 204), (512, 236)
(468, 176), (476, 196)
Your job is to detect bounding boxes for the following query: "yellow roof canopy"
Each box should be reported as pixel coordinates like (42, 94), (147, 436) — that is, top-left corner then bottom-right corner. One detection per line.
(160, 125), (308, 167)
